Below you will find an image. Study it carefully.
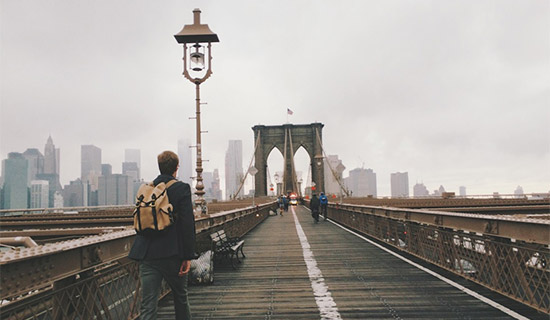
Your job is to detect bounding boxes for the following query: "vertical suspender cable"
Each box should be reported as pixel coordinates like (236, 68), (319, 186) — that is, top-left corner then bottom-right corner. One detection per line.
(234, 131), (261, 198)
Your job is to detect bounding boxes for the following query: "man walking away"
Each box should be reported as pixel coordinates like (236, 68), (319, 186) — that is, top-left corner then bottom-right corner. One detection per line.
(129, 151), (196, 320)
(310, 193), (320, 223)
(319, 192), (328, 221)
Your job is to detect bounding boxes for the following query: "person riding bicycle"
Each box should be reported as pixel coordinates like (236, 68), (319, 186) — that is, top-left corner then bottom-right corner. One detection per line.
(319, 192), (328, 221)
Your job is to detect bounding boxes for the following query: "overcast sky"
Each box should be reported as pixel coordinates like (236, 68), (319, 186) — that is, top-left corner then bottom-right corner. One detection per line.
(1, 0), (549, 197)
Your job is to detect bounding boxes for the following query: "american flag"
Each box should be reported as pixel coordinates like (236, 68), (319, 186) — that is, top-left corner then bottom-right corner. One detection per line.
(287, 108), (293, 115)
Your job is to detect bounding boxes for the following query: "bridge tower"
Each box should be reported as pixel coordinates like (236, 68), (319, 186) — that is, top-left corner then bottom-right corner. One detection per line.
(252, 123), (324, 197)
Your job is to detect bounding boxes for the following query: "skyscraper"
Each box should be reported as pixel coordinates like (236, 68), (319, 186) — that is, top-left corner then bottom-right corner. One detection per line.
(22, 148), (44, 185)
(63, 179), (89, 207)
(225, 140), (243, 200)
(2, 152), (29, 209)
(202, 171), (214, 200)
(81, 145), (102, 191)
(347, 168), (377, 197)
(30, 180), (49, 208)
(390, 172), (409, 198)
(177, 139), (193, 184)
(124, 149), (141, 179)
(211, 169), (222, 201)
(122, 162), (139, 182)
(43, 136), (61, 191)
(459, 186), (467, 197)
(44, 136), (60, 177)
(98, 174), (133, 205)
(102, 164), (112, 176)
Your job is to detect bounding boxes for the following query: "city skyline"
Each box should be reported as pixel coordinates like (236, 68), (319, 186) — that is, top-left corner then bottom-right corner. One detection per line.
(1, 1), (548, 198)
(0, 134), (544, 202)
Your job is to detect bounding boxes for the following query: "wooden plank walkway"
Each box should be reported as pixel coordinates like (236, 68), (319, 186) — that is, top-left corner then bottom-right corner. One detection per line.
(158, 205), (539, 319)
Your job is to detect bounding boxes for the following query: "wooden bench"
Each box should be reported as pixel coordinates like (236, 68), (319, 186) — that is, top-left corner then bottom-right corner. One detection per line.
(210, 229), (246, 269)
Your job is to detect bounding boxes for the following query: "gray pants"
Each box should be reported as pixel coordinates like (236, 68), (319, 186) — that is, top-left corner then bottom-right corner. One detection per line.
(139, 258), (191, 320)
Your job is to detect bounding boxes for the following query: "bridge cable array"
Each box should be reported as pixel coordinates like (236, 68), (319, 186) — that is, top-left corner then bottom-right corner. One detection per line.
(233, 131), (261, 199)
(315, 128), (351, 197)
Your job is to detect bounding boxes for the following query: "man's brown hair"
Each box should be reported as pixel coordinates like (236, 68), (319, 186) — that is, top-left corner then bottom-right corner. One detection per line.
(157, 151), (179, 175)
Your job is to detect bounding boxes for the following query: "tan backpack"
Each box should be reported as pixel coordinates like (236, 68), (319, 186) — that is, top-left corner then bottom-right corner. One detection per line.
(133, 180), (177, 234)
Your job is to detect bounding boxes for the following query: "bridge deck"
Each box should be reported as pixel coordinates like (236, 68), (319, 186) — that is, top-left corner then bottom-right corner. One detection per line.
(158, 205), (534, 319)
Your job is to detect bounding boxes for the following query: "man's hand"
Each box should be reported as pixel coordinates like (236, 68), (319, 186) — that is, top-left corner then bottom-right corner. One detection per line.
(178, 260), (191, 277)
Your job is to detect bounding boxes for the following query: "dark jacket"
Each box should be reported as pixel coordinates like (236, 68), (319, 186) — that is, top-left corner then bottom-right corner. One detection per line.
(128, 174), (196, 261)
(310, 195), (320, 212)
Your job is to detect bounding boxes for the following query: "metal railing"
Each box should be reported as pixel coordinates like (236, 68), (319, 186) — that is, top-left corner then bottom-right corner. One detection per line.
(0, 202), (277, 319)
(328, 203), (550, 314)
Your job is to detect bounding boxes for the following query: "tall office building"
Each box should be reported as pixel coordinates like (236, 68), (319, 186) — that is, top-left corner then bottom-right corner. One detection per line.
(98, 174), (133, 205)
(225, 140), (243, 200)
(44, 136), (60, 176)
(43, 136), (61, 191)
(122, 162), (139, 182)
(102, 164), (112, 176)
(23, 148), (44, 185)
(30, 180), (49, 208)
(413, 182), (429, 197)
(211, 169), (222, 201)
(177, 139), (193, 184)
(0, 160), (5, 187)
(346, 168), (377, 197)
(203, 171), (214, 200)
(2, 152), (29, 209)
(324, 155), (346, 195)
(81, 145), (102, 191)
(390, 172), (409, 198)
(459, 186), (467, 197)
(63, 179), (89, 207)
(124, 149), (141, 179)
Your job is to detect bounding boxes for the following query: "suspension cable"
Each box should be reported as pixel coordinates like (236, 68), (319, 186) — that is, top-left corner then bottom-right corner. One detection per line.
(315, 128), (350, 197)
(234, 131), (261, 198)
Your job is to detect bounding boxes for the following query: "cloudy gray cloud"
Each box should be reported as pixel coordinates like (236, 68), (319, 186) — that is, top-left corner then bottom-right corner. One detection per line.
(1, 0), (548, 197)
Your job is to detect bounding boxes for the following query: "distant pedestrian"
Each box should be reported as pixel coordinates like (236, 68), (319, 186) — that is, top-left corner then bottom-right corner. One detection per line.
(129, 151), (196, 320)
(277, 195), (285, 216)
(283, 195), (289, 212)
(319, 192), (328, 221)
(310, 193), (320, 223)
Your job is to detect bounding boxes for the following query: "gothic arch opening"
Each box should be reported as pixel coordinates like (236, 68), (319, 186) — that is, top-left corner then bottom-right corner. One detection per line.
(266, 146), (284, 196)
(293, 146), (311, 196)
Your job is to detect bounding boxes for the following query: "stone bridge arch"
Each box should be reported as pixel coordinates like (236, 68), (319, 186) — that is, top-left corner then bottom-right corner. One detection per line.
(252, 123), (324, 196)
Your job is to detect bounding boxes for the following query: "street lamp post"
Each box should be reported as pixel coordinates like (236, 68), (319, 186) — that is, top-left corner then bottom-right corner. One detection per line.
(248, 166), (258, 207)
(174, 8), (219, 215)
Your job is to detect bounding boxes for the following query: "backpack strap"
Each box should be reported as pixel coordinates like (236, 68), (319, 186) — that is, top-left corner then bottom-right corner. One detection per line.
(165, 179), (178, 188)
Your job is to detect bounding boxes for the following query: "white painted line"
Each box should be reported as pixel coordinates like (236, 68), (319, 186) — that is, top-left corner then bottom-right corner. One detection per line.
(329, 220), (530, 320)
(291, 206), (342, 319)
